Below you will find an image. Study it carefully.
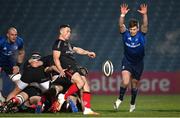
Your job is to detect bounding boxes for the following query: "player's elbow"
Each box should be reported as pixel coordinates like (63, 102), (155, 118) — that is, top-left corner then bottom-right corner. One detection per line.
(141, 26), (148, 33)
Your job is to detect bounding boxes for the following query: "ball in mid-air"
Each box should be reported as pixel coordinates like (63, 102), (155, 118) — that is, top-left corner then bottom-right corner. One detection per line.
(102, 60), (113, 77)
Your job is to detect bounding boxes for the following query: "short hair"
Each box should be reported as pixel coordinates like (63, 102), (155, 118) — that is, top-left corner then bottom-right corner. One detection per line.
(7, 27), (17, 33)
(59, 24), (71, 30)
(128, 19), (139, 28)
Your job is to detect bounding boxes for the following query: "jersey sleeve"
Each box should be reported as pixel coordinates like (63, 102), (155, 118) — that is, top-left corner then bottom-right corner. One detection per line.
(0, 37), (5, 48)
(16, 36), (24, 50)
(52, 40), (63, 51)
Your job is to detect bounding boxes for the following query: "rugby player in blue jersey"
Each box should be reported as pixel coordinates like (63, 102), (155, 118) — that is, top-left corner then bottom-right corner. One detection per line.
(0, 27), (25, 101)
(114, 3), (148, 112)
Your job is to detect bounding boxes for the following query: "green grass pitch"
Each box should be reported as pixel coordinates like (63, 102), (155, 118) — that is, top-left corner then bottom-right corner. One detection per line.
(0, 95), (180, 117)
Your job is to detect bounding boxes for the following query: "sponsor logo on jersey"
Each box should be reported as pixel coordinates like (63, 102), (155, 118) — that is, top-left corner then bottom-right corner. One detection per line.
(125, 42), (140, 48)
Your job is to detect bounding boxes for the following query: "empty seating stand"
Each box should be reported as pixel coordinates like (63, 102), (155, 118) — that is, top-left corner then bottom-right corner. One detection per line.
(0, 0), (179, 71)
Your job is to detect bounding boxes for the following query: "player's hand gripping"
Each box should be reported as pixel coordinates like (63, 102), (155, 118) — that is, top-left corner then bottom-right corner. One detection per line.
(137, 4), (147, 15)
(120, 3), (130, 15)
(12, 66), (20, 74)
(59, 69), (66, 77)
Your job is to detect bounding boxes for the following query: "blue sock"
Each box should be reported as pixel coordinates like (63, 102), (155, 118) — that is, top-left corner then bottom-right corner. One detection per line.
(118, 87), (127, 101)
(130, 88), (138, 105)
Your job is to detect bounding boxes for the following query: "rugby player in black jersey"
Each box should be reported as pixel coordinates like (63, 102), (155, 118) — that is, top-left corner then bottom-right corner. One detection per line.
(52, 25), (98, 115)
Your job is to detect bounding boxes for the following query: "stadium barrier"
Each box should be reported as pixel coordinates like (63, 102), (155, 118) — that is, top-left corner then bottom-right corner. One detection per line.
(88, 72), (180, 95)
(1, 72), (179, 96)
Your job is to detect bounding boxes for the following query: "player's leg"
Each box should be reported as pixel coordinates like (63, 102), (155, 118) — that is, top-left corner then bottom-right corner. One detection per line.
(4, 91), (28, 113)
(114, 70), (131, 110)
(0, 71), (5, 103)
(73, 66), (99, 115)
(49, 75), (71, 113)
(129, 79), (139, 112)
(6, 79), (28, 101)
(29, 96), (42, 113)
(129, 61), (143, 112)
(25, 86), (43, 113)
(64, 72), (85, 99)
(80, 76), (99, 115)
(57, 72), (85, 109)
(6, 85), (22, 101)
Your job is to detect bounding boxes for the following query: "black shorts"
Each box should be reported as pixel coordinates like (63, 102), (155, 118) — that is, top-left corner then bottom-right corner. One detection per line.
(60, 57), (88, 77)
(51, 77), (72, 93)
(121, 57), (144, 80)
(22, 86), (42, 98)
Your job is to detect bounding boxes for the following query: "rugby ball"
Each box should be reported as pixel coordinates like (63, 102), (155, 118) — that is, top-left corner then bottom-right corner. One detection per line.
(102, 60), (113, 77)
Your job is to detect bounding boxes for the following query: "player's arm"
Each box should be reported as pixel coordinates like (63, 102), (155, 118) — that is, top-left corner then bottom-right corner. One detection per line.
(138, 4), (148, 33)
(119, 3), (129, 33)
(45, 65), (60, 73)
(73, 47), (96, 58)
(53, 50), (65, 77)
(17, 48), (25, 65)
(12, 48), (25, 74)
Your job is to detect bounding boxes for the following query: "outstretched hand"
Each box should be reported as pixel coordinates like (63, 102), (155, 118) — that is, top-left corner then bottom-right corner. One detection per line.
(87, 52), (96, 58)
(120, 3), (130, 15)
(137, 4), (148, 15)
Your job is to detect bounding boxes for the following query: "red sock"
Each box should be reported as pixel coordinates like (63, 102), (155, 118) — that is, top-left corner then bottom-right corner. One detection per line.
(40, 95), (46, 103)
(12, 97), (20, 104)
(30, 104), (36, 109)
(37, 101), (42, 106)
(64, 84), (79, 99)
(82, 92), (91, 108)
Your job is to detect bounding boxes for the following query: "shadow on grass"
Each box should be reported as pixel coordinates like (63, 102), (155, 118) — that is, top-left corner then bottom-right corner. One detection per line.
(147, 109), (180, 112)
(98, 109), (127, 113)
(98, 109), (180, 113)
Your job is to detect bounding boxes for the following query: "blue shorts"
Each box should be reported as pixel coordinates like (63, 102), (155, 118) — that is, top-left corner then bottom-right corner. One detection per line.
(121, 57), (144, 80)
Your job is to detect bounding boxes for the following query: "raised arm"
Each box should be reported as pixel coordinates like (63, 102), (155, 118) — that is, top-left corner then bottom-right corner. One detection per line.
(137, 4), (148, 33)
(119, 3), (130, 33)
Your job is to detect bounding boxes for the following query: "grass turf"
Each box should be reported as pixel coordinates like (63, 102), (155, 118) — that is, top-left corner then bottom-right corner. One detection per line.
(0, 95), (180, 117)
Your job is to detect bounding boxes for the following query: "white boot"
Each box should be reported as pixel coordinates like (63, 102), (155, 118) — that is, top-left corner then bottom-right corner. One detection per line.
(113, 99), (122, 110)
(58, 93), (65, 105)
(83, 107), (99, 115)
(129, 104), (136, 112)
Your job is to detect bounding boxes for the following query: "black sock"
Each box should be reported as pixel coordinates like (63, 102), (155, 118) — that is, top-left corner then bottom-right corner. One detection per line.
(118, 87), (127, 101)
(130, 88), (138, 105)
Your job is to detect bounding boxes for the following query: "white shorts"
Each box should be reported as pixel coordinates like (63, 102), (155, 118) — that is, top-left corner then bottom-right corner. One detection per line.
(17, 80), (50, 92)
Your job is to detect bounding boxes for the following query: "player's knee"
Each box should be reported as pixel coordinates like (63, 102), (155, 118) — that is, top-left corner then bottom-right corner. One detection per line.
(76, 80), (85, 89)
(29, 96), (41, 104)
(122, 79), (130, 87)
(72, 73), (85, 88)
(131, 79), (138, 88)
